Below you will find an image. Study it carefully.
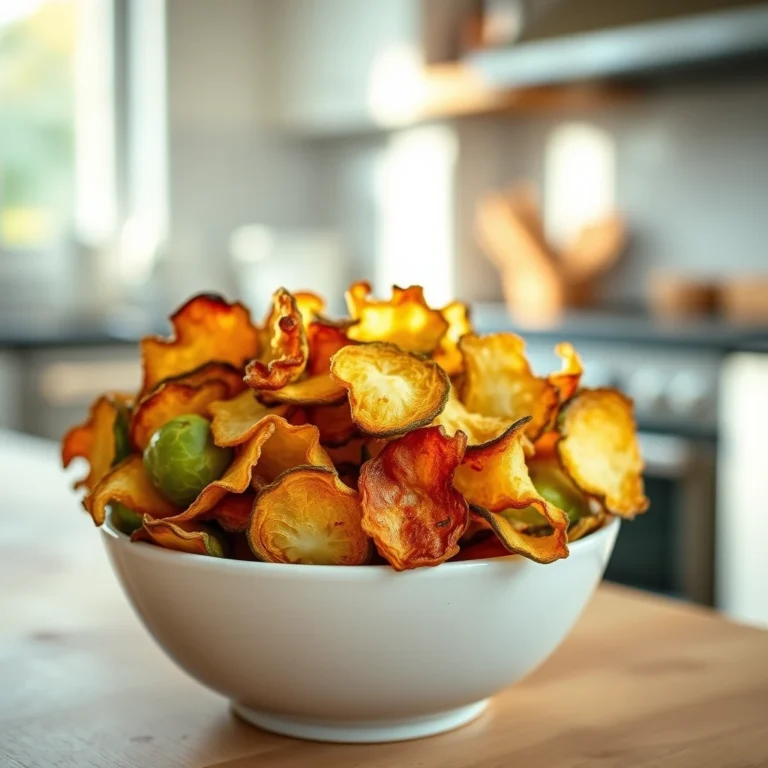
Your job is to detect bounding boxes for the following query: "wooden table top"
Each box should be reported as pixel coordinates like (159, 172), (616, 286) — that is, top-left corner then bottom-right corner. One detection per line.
(2, 429), (768, 768)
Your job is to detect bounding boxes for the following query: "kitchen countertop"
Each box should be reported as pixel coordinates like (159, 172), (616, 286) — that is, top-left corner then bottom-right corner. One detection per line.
(2, 429), (768, 767)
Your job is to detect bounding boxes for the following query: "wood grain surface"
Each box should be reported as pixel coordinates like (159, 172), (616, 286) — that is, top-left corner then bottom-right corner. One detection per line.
(2, 430), (768, 768)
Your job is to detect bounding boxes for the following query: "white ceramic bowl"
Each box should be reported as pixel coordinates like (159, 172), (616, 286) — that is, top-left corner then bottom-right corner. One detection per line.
(102, 517), (619, 743)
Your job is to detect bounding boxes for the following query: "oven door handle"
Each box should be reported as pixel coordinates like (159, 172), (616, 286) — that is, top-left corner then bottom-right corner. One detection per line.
(637, 432), (697, 477)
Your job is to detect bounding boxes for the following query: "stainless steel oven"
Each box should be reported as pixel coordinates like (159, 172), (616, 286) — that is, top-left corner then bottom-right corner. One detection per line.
(521, 336), (722, 606)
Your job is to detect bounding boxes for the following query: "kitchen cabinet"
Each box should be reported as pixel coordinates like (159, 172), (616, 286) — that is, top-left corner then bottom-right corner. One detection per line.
(269, 0), (423, 134)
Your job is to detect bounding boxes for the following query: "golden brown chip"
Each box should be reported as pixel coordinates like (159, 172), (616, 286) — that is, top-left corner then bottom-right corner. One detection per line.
(140, 294), (259, 395)
(130, 380), (230, 451)
(306, 401), (357, 447)
(61, 393), (133, 491)
(257, 373), (347, 406)
(133, 517), (225, 557)
(458, 332), (559, 440)
(251, 417), (334, 487)
(345, 282), (448, 354)
(167, 419), (277, 523)
(208, 390), (289, 447)
(330, 342), (450, 437)
(245, 288), (308, 390)
(306, 320), (353, 376)
(432, 386), (512, 446)
(558, 388), (649, 518)
(433, 301), (472, 376)
(532, 430), (560, 460)
(549, 342), (583, 404)
(159, 361), (246, 398)
(567, 512), (609, 543)
(203, 493), (255, 533)
(294, 291), (326, 328)
(453, 418), (569, 563)
(358, 426), (469, 570)
(248, 466), (371, 565)
(84, 455), (179, 526)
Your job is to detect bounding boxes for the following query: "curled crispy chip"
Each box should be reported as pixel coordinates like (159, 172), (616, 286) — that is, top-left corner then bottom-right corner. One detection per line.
(459, 332), (559, 440)
(567, 512), (609, 543)
(248, 466), (371, 565)
(433, 386), (511, 446)
(330, 343), (450, 437)
(208, 390), (289, 447)
(306, 401), (357, 447)
(257, 373), (347, 406)
(433, 301), (472, 376)
(84, 455), (179, 526)
(345, 282), (448, 354)
(252, 417), (334, 487)
(549, 342), (583, 404)
(359, 426), (469, 570)
(245, 288), (308, 390)
(203, 493), (255, 533)
(167, 419), (277, 522)
(141, 294), (259, 395)
(294, 291), (326, 328)
(133, 517), (225, 557)
(130, 380), (230, 451)
(159, 361), (246, 398)
(62, 393), (133, 490)
(453, 418), (569, 563)
(306, 320), (353, 376)
(558, 388), (649, 518)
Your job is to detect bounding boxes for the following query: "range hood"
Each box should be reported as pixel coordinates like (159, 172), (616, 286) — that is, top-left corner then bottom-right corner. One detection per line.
(468, 0), (768, 87)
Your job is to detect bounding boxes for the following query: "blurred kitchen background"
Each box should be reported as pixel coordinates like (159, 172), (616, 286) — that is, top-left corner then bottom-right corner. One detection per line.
(1, 0), (767, 624)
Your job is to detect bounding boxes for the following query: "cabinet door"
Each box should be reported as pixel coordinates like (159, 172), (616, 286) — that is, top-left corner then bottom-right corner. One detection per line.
(273, 0), (420, 133)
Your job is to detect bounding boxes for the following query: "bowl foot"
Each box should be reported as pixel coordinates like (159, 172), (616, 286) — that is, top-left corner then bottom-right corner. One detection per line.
(231, 699), (489, 743)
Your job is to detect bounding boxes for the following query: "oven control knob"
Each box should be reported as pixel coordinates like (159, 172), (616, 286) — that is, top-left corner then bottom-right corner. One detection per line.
(666, 371), (711, 417)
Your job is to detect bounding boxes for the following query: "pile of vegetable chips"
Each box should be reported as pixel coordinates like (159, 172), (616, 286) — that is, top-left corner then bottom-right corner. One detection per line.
(62, 283), (648, 569)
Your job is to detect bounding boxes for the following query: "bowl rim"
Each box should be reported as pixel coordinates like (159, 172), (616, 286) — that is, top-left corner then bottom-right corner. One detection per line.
(102, 514), (620, 578)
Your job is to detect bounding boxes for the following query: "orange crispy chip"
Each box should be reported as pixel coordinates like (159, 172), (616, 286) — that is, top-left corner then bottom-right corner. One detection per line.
(62, 393), (133, 491)
(330, 343), (450, 437)
(159, 361), (246, 398)
(306, 401), (357, 447)
(549, 342), (583, 404)
(141, 294), (259, 395)
(84, 455), (179, 526)
(459, 332), (559, 440)
(345, 282), (448, 354)
(245, 288), (308, 390)
(567, 512), (609, 543)
(433, 386), (512, 446)
(167, 419), (277, 523)
(133, 517), (225, 557)
(358, 426), (469, 570)
(452, 535), (510, 561)
(247, 466), (371, 565)
(130, 380), (230, 451)
(257, 373), (347, 406)
(208, 390), (289, 447)
(433, 301), (472, 376)
(294, 291), (326, 328)
(532, 430), (560, 460)
(306, 320), (353, 376)
(558, 388), (649, 518)
(203, 493), (255, 533)
(251, 417), (334, 488)
(453, 418), (569, 563)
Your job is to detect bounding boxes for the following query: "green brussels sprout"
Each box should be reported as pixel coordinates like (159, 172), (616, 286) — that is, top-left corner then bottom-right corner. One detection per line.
(109, 502), (144, 535)
(143, 415), (233, 507)
(111, 403), (132, 467)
